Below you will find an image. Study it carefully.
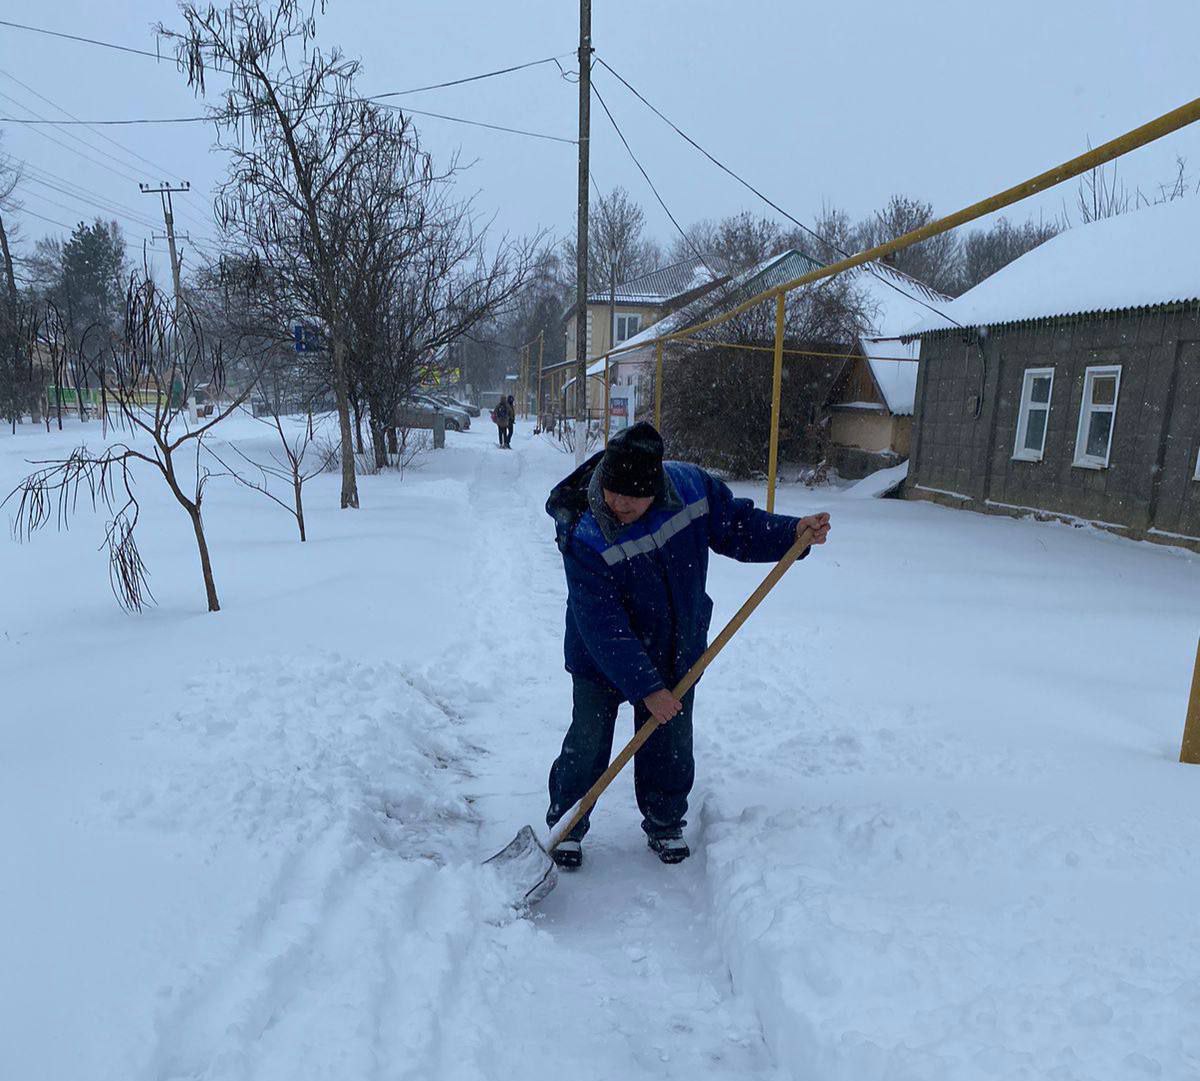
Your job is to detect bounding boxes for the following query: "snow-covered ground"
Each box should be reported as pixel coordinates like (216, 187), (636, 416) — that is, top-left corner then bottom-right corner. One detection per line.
(2, 414), (1198, 1081)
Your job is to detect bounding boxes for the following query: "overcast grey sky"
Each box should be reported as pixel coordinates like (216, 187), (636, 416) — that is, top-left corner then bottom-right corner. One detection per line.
(3, 0), (1200, 284)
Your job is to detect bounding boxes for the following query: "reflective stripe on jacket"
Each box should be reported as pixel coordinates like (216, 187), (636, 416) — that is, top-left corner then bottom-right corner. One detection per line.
(546, 457), (801, 703)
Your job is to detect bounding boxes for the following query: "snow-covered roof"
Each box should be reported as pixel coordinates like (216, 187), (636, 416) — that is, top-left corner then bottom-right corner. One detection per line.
(913, 198), (1200, 333)
(587, 250), (822, 375)
(859, 335), (920, 416)
(586, 251), (938, 415)
(587, 256), (727, 306)
(852, 263), (953, 338)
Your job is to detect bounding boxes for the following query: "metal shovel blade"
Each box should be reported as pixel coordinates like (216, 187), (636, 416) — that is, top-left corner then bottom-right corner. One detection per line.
(484, 824), (558, 908)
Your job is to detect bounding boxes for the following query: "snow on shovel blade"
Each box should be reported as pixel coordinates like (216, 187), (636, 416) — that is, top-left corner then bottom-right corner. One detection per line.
(484, 824), (558, 908)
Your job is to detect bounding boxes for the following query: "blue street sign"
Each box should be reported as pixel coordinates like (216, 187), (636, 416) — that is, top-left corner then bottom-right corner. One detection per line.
(293, 323), (325, 353)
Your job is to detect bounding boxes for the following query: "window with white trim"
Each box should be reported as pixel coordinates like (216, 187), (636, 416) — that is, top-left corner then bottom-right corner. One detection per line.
(1012, 367), (1054, 462)
(1194, 444), (1200, 481)
(1073, 365), (1122, 469)
(614, 313), (640, 343)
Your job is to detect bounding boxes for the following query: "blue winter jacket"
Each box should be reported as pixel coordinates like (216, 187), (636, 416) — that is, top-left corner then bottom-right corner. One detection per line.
(546, 453), (803, 704)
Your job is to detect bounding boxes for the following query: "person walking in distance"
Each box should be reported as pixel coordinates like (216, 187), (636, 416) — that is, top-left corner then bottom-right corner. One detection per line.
(492, 395), (512, 448)
(505, 394), (517, 449)
(543, 421), (830, 868)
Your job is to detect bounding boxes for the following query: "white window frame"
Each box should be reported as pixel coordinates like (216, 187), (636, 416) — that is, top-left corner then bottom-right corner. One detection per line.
(1012, 366), (1055, 463)
(1073, 364), (1122, 469)
(1194, 444), (1200, 482)
(613, 312), (640, 344)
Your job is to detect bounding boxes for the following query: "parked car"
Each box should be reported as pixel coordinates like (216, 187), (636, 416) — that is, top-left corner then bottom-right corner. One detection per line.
(395, 395), (471, 432)
(430, 393), (480, 418)
(416, 394), (471, 431)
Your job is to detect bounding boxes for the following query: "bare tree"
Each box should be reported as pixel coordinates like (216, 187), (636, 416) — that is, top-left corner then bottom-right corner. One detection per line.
(0, 138), (19, 313)
(856, 195), (961, 296)
(162, 0), (386, 511)
(208, 408), (335, 542)
(1147, 155), (1197, 205)
(959, 215), (1061, 291)
(564, 187), (660, 289)
(671, 211), (787, 272)
(0, 139), (29, 428)
(1072, 153), (1198, 224)
(344, 138), (541, 469)
(660, 275), (872, 476)
(808, 203), (857, 265)
(1075, 151), (1132, 224)
(5, 279), (257, 612)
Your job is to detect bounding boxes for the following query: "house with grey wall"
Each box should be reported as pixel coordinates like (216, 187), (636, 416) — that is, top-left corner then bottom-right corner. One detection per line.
(906, 198), (1200, 548)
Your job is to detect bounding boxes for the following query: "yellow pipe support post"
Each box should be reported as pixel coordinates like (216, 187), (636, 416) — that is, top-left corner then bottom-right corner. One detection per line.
(1181, 637), (1200, 764)
(766, 294), (786, 514)
(654, 339), (663, 430)
(602, 353), (612, 447)
(537, 330), (545, 426)
(521, 345), (529, 418)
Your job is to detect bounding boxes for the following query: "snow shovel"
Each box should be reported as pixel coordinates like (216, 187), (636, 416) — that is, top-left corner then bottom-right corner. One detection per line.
(486, 528), (815, 908)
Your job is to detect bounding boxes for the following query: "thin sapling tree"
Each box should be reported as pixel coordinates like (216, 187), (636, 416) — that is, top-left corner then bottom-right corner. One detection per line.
(5, 278), (256, 612)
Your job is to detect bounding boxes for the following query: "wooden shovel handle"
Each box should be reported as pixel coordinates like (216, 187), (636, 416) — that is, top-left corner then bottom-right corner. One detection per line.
(548, 528), (814, 850)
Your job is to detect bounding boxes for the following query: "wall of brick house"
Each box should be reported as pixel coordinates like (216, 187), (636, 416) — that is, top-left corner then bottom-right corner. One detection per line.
(908, 307), (1200, 541)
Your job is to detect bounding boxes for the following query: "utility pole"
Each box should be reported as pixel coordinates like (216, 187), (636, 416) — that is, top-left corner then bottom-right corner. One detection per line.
(573, 0), (592, 466)
(140, 181), (190, 319)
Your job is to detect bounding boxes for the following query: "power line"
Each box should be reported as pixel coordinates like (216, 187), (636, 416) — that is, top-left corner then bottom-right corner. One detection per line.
(0, 69), (178, 179)
(593, 56), (963, 330)
(4, 104), (577, 144)
(0, 18), (571, 98)
(0, 73), (215, 236)
(0, 17), (575, 140)
(21, 174), (160, 231)
(0, 88), (147, 184)
(22, 161), (157, 218)
(371, 54), (575, 100)
(0, 90), (151, 186)
(19, 186), (150, 237)
(12, 205), (73, 230)
(378, 103), (576, 144)
(588, 80), (717, 280)
(1, 112), (207, 127)
(9, 154), (223, 259)
(0, 82), (214, 238)
(0, 52), (577, 144)
(20, 161), (219, 247)
(0, 18), (167, 61)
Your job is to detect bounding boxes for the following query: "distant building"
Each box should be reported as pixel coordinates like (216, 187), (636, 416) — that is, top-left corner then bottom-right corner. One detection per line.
(557, 256), (729, 415)
(591, 250), (948, 476)
(907, 199), (1200, 548)
(578, 248), (823, 424)
(825, 263), (953, 477)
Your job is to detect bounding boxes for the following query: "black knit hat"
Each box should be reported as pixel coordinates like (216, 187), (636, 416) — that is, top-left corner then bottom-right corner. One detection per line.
(598, 421), (664, 497)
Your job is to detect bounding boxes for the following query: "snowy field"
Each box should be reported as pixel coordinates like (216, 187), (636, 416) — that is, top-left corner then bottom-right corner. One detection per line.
(2, 414), (1198, 1081)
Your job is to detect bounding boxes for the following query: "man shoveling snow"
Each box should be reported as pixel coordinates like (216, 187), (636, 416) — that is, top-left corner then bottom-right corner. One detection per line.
(544, 421), (830, 869)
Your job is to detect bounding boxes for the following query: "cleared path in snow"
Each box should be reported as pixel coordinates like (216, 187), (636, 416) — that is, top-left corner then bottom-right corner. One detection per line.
(425, 436), (784, 1081)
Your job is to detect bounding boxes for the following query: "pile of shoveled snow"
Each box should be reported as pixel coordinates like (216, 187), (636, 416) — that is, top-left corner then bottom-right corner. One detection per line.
(842, 460), (908, 499)
(122, 655), (479, 854)
(104, 655), (526, 1081)
(704, 796), (1200, 1081)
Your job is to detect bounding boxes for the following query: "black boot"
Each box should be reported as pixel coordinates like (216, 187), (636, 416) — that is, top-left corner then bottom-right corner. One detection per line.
(552, 839), (582, 870)
(647, 834), (689, 864)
